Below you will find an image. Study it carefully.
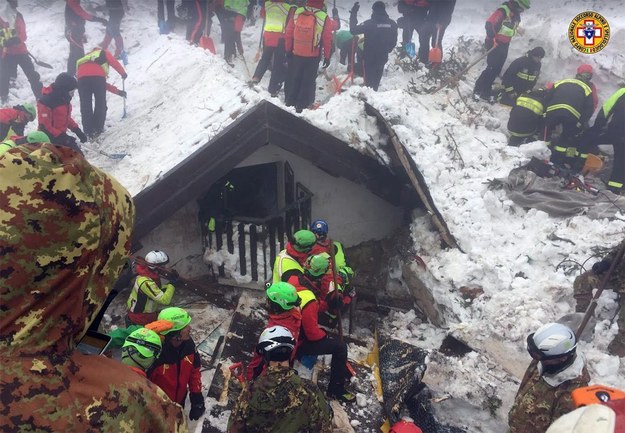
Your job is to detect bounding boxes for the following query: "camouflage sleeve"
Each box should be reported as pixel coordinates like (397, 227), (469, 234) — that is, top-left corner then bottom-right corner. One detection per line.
(227, 386), (250, 432)
(303, 380), (333, 433)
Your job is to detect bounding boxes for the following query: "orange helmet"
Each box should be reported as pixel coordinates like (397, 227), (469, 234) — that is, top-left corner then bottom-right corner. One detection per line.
(577, 64), (593, 75)
(572, 385), (625, 408)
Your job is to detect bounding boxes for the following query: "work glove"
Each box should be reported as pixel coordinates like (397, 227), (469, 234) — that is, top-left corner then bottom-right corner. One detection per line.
(168, 269), (179, 284)
(350, 2), (360, 15)
(117, 90), (127, 98)
(72, 127), (88, 143)
(592, 259), (611, 275)
(327, 292), (344, 311)
(484, 37), (494, 50)
(94, 17), (108, 25)
(322, 57), (331, 69)
(332, 7), (339, 20)
(189, 392), (206, 421)
(121, 72), (128, 80)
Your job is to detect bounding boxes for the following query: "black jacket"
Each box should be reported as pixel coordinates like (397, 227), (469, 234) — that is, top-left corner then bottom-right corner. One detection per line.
(546, 78), (595, 125)
(350, 10), (397, 62)
(428, 0), (456, 27)
(502, 54), (541, 94)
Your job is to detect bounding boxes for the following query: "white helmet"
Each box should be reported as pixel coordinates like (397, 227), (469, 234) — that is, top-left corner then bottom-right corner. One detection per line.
(256, 325), (295, 355)
(145, 250), (169, 267)
(528, 322), (577, 360)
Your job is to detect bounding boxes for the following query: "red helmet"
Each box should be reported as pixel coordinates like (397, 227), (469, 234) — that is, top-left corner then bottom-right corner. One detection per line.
(390, 420), (423, 433)
(577, 64), (593, 75)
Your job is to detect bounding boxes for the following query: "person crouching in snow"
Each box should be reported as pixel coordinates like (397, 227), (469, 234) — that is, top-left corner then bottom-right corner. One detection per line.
(508, 322), (590, 433)
(76, 48), (127, 139)
(148, 307), (206, 421)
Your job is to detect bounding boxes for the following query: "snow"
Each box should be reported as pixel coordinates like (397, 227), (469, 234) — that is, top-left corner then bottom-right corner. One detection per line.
(8, 0), (625, 432)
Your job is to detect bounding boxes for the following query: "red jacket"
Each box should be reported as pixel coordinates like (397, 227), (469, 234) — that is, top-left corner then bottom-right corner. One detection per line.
(245, 309), (302, 381)
(0, 108), (30, 140)
(299, 291), (326, 342)
(260, 1), (293, 47)
(0, 11), (28, 56)
(148, 339), (202, 405)
(285, 6), (333, 60)
(37, 85), (79, 138)
(485, 3), (520, 45)
(77, 49), (127, 96)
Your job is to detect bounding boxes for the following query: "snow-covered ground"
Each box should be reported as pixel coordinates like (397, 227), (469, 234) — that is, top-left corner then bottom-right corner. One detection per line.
(7, 0), (624, 432)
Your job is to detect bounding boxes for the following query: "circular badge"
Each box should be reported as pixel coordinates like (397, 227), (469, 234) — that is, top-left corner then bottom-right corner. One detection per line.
(568, 11), (610, 54)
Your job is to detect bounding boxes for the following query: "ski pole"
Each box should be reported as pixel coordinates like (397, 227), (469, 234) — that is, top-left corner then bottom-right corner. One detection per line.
(82, 144), (128, 160)
(328, 238), (343, 341)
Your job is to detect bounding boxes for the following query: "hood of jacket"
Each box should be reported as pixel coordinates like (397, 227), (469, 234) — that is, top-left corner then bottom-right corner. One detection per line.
(0, 143), (134, 357)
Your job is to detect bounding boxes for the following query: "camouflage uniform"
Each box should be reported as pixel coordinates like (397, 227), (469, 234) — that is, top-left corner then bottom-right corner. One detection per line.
(573, 238), (625, 356)
(227, 364), (333, 433)
(508, 358), (590, 433)
(0, 144), (188, 433)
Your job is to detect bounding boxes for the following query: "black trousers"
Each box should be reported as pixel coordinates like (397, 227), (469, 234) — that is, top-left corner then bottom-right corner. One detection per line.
(544, 110), (582, 166)
(185, 0), (204, 44)
(78, 76), (107, 137)
(66, 27), (85, 76)
(252, 39), (286, 94)
(157, 0), (176, 28)
(0, 53), (42, 100)
(297, 336), (348, 390)
(401, 8), (429, 63)
(587, 132), (624, 190)
(474, 42), (509, 97)
(364, 56), (387, 91)
(285, 55), (320, 112)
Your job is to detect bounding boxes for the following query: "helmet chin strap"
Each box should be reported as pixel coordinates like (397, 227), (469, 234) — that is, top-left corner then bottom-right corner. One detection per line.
(127, 350), (151, 370)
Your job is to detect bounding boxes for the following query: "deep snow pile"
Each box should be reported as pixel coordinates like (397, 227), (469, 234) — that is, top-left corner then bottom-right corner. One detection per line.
(11, 1), (625, 432)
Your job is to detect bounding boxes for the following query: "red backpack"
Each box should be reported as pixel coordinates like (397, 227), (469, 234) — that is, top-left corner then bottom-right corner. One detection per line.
(293, 9), (318, 57)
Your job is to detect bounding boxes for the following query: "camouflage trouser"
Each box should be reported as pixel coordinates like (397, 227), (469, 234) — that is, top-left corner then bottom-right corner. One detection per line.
(574, 271), (624, 356)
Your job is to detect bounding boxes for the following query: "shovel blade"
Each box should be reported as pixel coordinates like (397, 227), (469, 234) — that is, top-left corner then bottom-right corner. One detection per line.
(200, 36), (216, 54)
(429, 47), (442, 64)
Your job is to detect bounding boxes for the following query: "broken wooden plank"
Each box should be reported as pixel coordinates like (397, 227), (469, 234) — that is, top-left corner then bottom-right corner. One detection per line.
(364, 102), (462, 252)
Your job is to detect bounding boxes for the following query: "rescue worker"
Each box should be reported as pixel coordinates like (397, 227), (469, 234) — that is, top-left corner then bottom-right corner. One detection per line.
(284, 0), (333, 113)
(250, 0), (295, 97)
(334, 30), (364, 77)
(121, 327), (163, 377)
(272, 229), (317, 285)
(349, 1), (398, 91)
(0, 130), (50, 155)
(544, 65), (595, 168)
(573, 238), (624, 357)
(498, 46), (545, 106)
(76, 47), (127, 138)
(100, 0), (129, 59)
(507, 86), (551, 146)
(0, 0), (42, 103)
(424, 0), (456, 57)
(508, 323), (590, 433)
(222, 0), (249, 65)
(180, 0), (206, 45)
(149, 307), (206, 421)
(546, 399), (625, 433)
(579, 86), (625, 194)
(228, 326), (333, 432)
(0, 141), (187, 432)
(473, 0), (529, 102)
(397, 0), (429, 64)
(37, 72), (87, 152)
(246, 282), (302, 381)
(65, 0), (108, 76)
(0, 102), (35, 140)
(296, 252), (355, 403)
(126, 249), (176, 326)
(309, 219), (354, 280)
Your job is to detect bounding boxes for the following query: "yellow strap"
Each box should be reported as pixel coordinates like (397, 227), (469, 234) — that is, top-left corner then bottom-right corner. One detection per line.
(546, 103), (581, 120)
(608, 180), (623, 188)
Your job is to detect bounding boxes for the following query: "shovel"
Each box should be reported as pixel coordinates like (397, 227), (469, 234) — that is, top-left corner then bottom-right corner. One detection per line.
(28, 52), (52, 69)
(82, 144), (128, 160)
(199, 2), (216, 54)
(428, 24), (443, 66)
(121, 79), (127, 119)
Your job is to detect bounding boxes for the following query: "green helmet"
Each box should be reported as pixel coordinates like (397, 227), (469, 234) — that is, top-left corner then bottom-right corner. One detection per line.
(292, 230), (316, 252)
(26, 131), (51, 144)
(304, 253), (330, 277)
(121, 328), (162, 370)
(266, 282), (300, 311)
(157, 307), (191, 334)
(515, 0), (530, 9)
(17, 103), (36, 121)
